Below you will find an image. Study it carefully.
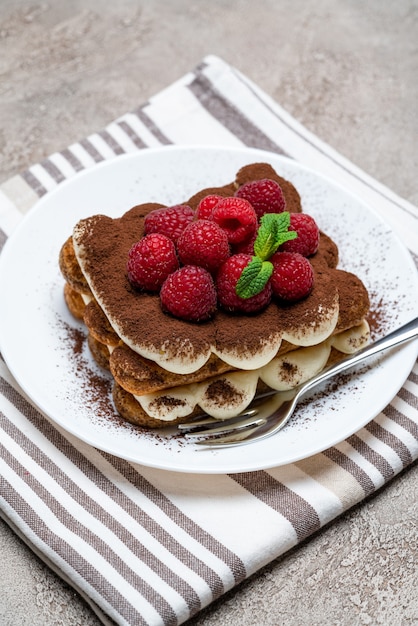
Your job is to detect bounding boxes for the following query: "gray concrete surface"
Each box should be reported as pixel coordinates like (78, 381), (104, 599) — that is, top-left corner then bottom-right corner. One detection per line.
(1, 1), (417, 624)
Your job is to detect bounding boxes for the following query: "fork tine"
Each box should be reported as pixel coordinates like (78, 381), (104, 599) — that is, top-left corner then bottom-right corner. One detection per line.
(191, 395), (296, 447)
(177, 416), (221, 430)
(194, 423), (266, 445)
(177, 408), (259, 432)
(186, 318), (418, 447)
(184, 414), (267, 438)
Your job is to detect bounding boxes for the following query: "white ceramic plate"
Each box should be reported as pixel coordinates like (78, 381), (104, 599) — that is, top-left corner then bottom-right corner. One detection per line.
(0, 146), (417, 474)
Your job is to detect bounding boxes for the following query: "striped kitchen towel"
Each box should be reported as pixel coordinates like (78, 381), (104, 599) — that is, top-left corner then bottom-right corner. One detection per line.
(0, 55), (417, 626)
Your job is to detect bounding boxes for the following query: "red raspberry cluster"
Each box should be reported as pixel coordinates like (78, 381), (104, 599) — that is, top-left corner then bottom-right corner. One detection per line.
(126, 178), (320, 322)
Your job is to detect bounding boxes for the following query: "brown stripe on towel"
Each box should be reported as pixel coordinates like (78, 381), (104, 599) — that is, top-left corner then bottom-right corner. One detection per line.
(232, 471), (321, 542)
(21, 168), (48, 197)
(101, 451), (247, 589)
(0, 416), (204, 617)
(364, 420), (413, 467)
(0, 375), (235, 602)
(188, 69), (288, 156)
(382, 402), (418, 441)
(345, 434), (395, 481)
(132, 105), (173, 145)
(60, 147), (84, 172)
(398, 385), (418, 412)
(322, 448), (376, 496)
(98, 130), (125, 155)
(39, 158), (66, 184)
(117, 120), (148, 149)
(79, 138), (105, 163)
(0, 473), (152, 626)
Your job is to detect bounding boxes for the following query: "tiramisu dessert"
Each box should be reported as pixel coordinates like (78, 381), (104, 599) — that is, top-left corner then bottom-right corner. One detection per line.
(59, 162), (370, 428)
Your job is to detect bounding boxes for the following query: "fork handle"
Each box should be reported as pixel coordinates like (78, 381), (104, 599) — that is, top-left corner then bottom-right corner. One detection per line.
(298, 315), (418, 399)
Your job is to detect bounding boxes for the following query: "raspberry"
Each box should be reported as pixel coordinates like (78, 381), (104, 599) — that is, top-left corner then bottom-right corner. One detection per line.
(144, 204), (194, 244)
(281, 213), (320, 257)
(211, 197), (257, 245)
(196, 194), (223, 220)
(160, 266), (217, 322)
(235, 178), (286, 219)
(270, 251), (314, 302)
(127, 234), (179, 291)
(232, 228), (257, 255)
(177, 220), (230, 274)
(216, 253), (272, 313)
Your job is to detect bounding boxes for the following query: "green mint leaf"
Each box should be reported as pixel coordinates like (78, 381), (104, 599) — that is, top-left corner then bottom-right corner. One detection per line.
(236, 257), (274, 299)
(254, 212), (297, 260)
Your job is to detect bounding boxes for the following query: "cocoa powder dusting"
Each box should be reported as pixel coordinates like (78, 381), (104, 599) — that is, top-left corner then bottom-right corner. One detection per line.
(54, 313), (187, 448)
(56, 317), (117, 422)
(367, 295), (388, 339)
(66, 325), (84, 356)
(204, 379), (244, 408)
(280, 361), (300, 384)
(149, 396), (186, 410)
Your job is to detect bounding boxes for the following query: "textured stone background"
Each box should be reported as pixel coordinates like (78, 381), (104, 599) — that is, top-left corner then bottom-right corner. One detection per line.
(0, 1), (417, 625)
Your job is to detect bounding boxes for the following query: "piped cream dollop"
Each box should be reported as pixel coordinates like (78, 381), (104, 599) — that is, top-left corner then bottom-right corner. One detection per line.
(132, 321), (370, 421)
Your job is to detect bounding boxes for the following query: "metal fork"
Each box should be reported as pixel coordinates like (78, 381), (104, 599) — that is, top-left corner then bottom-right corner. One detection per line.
(177, 316), (418, 447)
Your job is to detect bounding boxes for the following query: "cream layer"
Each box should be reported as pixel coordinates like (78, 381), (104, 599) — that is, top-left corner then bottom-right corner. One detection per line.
(133, 321), (370, 421)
